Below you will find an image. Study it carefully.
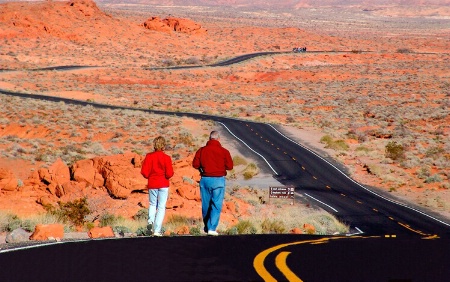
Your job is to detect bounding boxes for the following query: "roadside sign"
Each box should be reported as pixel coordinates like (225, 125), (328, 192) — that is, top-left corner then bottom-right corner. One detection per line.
(269, 186), (295, 204)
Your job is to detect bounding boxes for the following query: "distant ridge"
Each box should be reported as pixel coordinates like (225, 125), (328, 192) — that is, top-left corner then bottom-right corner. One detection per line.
(93, 0), (450, 8)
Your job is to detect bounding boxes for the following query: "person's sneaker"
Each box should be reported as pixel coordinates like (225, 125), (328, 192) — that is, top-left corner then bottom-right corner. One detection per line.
(207, 230), (219, 236)
(153, 232), (163, 237)
(146, 223), (153, 236)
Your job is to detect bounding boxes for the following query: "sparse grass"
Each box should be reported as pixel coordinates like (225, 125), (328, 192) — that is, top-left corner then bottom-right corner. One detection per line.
(320, 135), (349, 151)
(225, 186), (349, 235)
(164, 214), (203, 235)
(0, 211), (61, 233)
(232, 155), (248, 166)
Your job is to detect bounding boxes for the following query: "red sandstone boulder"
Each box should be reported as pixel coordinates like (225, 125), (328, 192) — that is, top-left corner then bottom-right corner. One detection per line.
(30, 224), (64, 241)
(176, 184), (201, 201)
(143, 16), (172, 33)
(37, 195), (56, 209)
(290, 227), (303, 234)
(166, 196), (184, 209)
(37, 159), (71, 197)
(99, 154), (147, 199)
(48, 158), (70, 185)
(303, 223), (316, 234)
(143, 16), (207, 35)
(55, 181), (86, 198)
(88, 226), (114, 238)
(0, 168), (18, 191)
(175, 225), (190, 235)
(71, 153), (147, 199)
(71, 158), (105, 187)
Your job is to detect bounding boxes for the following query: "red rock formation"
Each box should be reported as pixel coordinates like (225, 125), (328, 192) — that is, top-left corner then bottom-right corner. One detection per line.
(88, 226), (114, 238)
(70, 153), (147, 199)
(303, 223), (316, 234)
(290, 227), (303, 234)
(0, 168), (18, 192)
(143, 16), (173, 33)
(143, 16), (207, 35)
(30, 224), (65, 241)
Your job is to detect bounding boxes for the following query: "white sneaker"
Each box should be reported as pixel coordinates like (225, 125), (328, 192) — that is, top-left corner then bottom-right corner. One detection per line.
(207, 230), (219, 236)
(153, 232), (163, 237)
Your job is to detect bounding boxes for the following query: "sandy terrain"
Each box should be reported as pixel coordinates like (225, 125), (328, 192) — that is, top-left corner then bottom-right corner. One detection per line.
(0, 0), (449, 230)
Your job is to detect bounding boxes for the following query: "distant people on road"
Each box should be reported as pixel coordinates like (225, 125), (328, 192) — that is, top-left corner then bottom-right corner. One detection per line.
(192, 131), (233, 236)
(141, 136), (174, 237)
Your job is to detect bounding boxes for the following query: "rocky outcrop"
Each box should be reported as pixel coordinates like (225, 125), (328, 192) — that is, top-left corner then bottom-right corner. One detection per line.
(88, 226), (114, 238)
(67, 0), (102, 17)
(71, 153), (147, 199)
(143, 17), (207, 35)
(0, 168), (18, 192)
(30, 224), (64, 241)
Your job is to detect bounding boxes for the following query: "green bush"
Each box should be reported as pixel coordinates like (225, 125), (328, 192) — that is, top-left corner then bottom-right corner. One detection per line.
(425, 174), (442, 183)
(0, 214), (22, 232)
(233, 220), (257, 234)
(136, 226), (147, 236)
(133, 208), (148, 221)
(99, 213), (117, 227)
(320, 135), (333, 145)
(113, 226), (131, 234)
(48, 198), (91, 226)
(385, 141), (405, 161)
(189, 226), (201, 236)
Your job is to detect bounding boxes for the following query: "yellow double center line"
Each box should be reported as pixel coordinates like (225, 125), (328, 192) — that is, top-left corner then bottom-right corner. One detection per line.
(253, 236), (371, 281)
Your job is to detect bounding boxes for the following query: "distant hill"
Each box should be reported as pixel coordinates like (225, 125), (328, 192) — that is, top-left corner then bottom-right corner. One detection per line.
(94, 0), (450, 8)
(0, 0), (448, 8)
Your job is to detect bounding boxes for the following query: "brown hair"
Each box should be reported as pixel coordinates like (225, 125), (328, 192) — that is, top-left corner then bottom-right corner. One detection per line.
(153, 136), (166, 151)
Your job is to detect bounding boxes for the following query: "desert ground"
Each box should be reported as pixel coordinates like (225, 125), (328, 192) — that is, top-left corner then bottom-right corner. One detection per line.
(0, 0), (449, 238)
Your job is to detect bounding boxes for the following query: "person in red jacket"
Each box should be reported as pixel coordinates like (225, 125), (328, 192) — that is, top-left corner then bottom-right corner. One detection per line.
(192, 131), (233, 236)
(141, 136), (174, 236)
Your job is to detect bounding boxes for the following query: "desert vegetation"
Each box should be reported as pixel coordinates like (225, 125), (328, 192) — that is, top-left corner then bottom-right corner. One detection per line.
(0, 184), (348, 237)
(0, 0), (449, 242)
(0, 95), (347, 237)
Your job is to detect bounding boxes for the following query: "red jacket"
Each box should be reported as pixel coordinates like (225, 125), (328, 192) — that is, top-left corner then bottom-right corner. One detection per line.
(141, 151), (174, 189)
(192, 139), (233, 177)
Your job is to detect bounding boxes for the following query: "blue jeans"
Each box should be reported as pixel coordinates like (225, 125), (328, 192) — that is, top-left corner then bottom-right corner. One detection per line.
(148, 188), (169, 233)
(200, 177), (225, 232)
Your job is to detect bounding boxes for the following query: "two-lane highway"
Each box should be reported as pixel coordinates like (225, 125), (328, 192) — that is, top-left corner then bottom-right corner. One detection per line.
(1, 86), (449, 238)
(219, 119), (450, 238)
(2, 51), (449, 238)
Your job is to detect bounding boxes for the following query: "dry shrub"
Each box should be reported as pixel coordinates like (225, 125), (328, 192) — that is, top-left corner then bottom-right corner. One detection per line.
(242, 163), (259, 180)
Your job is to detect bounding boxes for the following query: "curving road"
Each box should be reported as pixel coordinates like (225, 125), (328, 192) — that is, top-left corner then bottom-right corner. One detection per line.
(1, 87), (449, 238)
(1, 52), (450, 280)
(1, 50), (449, 238)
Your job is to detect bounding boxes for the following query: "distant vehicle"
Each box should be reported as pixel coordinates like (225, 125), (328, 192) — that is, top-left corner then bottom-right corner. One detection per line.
(293, 47), (307, 53)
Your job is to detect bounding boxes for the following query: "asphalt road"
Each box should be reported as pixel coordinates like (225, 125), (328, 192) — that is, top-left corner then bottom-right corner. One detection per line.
(0, 234), (449, 281)
(218, 120), (450, 238)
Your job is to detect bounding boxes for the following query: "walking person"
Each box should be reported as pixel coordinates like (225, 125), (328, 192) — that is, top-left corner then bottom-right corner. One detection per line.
(141, 136), (174, 237)
(193, 131), (233, 236)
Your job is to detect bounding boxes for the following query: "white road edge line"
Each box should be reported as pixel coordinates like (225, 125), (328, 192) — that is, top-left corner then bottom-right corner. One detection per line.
(268, 124), (450, 227)
(218, 121), (279, 175)
(304, 193), (338, 213)
(346, 227), (365, 236)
